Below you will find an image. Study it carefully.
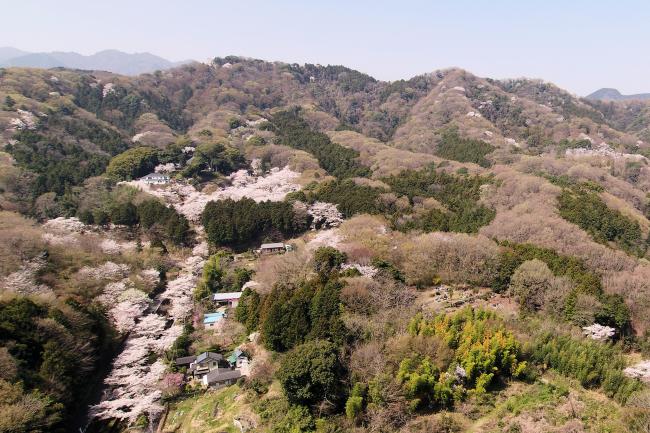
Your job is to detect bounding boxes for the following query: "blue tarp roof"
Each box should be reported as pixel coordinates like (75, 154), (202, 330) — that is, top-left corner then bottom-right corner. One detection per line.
(203, 312), (225, 324)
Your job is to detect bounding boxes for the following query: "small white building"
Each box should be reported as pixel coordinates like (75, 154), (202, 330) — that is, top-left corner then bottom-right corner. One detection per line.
(257, 243), (292, 255)
(213, 292), (243, 308)
(203, 312), (226, 329)
(140, 173), (170, 185)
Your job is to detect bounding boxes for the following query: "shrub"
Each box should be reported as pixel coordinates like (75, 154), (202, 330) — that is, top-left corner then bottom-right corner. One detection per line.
(345, 395), (363, 420)
(509, 259), (556, 312)
(435, 127), (495, 167)
(277, 339), (343, 406)
(313, 247), (347, 277)
(105, 146), (159, 181)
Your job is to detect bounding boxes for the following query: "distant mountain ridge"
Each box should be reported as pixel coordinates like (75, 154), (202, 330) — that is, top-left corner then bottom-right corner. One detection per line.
(586, 87), (650, 101)
(0, 47), (189, 75)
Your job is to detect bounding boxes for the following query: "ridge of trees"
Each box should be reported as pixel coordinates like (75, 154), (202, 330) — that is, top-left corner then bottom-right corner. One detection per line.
(267, 109), (370, 178)
(530, 332), (641, 404)
(558, 186), (647, 257)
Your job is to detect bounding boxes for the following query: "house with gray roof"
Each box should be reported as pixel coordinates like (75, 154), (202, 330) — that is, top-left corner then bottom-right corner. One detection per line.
(257, 242), (291, 255)
(201, 368), (244, 388)
(175, 355), (197, 366)
(188, 352), (225, 378)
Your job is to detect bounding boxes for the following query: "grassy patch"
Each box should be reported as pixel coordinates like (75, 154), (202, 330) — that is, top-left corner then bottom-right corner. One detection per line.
(470, 374), (630, 433)
(163, 385), (244, 433)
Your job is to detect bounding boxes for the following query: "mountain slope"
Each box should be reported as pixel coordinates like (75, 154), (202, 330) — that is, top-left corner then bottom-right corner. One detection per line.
(3, 57), (650, 432)
(0, 46), (28, 62)
(0, 48), (182, 75)
(587, 88), (650, 101)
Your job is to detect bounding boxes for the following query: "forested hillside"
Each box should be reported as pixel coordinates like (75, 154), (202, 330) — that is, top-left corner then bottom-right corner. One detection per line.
(2, 57), (650, 432)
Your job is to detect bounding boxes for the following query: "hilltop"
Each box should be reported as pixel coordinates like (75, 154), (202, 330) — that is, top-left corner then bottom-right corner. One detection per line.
(2, 57), (650, 433)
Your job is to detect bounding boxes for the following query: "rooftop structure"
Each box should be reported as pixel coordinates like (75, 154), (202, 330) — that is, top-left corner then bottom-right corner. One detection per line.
(203, 312), (226, 327)
(258, 242), (292, 255)
(140, 173), (170, 184)
(212, 292), (243, 307)
(202, 368), (243, 388)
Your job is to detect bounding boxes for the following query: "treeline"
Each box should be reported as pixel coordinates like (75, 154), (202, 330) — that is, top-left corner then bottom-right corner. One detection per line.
(291, 165), (496, 235)
(105, 146), (159, 181)
(235, 247), (350, 425)
(50, 113), (129, 156)
(268, 109), (370, 178)
(201, 198), (308, 248)
(105, 140), (246, 182)
(0, 297), (115, 432)
(288, 64), (377, 92)
(435, 127), (495, 167)
(345, 308), (527, 422)
(558, 187), (647, 257)
(5, 108), (133, 202)
(296, 179), (383, 218)
(179, 140), (246, 181)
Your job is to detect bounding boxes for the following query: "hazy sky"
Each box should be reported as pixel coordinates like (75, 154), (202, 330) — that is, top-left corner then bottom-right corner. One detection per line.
(2, 0), (649, 96)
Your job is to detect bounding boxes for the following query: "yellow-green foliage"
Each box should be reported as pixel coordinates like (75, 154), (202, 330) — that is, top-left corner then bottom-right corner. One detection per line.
(399, 308), (526, 409)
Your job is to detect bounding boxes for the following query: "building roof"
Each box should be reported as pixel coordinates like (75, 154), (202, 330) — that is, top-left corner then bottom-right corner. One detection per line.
(141, 173), (170, 180)
(195, 352), (223, 363)
(204, 368), (242, 384)
(227, 349), (246, 364)
(175, 355), (197, 366)
(260, 242), (285, 249)
(213, 292), (243, 302)
(203, 314), (224, 324)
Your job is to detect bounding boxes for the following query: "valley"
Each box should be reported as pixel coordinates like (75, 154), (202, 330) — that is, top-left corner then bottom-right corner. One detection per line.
(2, 57), (650, 433)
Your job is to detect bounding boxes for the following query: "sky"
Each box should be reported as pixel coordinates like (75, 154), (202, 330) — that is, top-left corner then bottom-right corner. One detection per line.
(2, 0), (650, 96)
